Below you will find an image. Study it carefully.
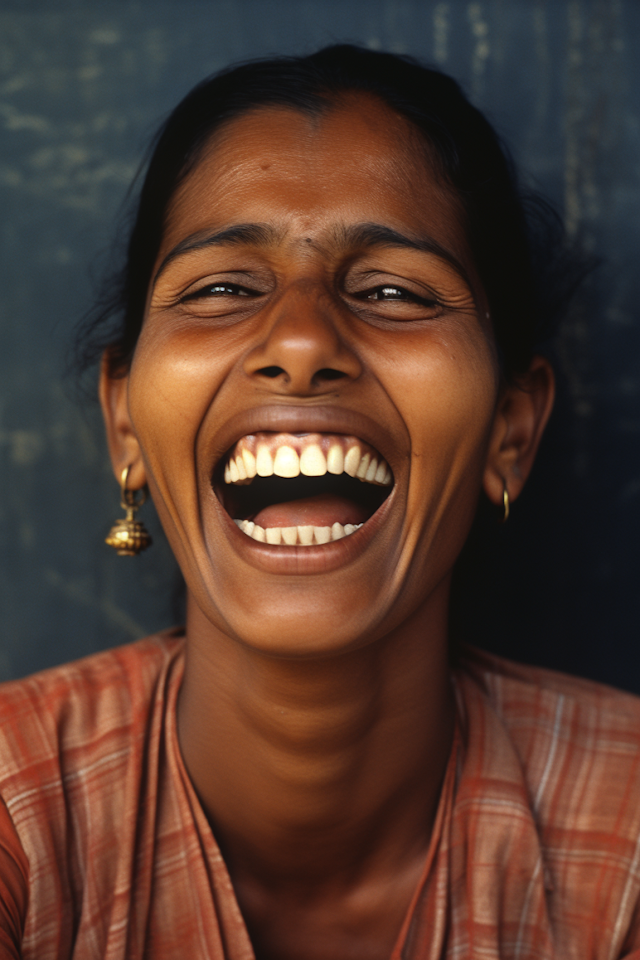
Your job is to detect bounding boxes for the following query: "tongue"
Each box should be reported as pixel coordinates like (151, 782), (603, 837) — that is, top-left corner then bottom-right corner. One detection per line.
(253, 494), (370, 529)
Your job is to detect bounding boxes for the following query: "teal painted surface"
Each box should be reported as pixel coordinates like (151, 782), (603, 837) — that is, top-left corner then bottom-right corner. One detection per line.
(0, 1), (639, 687)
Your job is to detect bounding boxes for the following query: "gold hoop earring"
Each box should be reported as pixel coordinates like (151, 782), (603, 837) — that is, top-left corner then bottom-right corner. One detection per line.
(500, 482), (510, 524)
(105, 466), (152, 556)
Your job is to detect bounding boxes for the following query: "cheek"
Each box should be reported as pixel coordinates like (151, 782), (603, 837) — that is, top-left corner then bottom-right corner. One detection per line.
(126, 324), (229, 468)
(375, 327), (498, 484)
(123, 324), (239, 586)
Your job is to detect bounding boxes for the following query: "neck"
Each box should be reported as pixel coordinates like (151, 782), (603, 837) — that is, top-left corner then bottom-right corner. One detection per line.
(177, 582), (454, 891)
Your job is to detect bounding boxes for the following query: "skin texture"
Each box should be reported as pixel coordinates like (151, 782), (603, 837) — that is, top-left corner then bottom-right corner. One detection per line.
(100, 94), (555, 960)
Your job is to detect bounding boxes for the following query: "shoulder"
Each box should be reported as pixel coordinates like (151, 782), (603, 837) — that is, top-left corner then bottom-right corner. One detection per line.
(456, 644), (640, 834)
(458, 643), (640, 739)
(0, 631), (186, 954)
(0, 629), (185, 797)
(454, 647), (640, 955)
(0, 629), (184, 709)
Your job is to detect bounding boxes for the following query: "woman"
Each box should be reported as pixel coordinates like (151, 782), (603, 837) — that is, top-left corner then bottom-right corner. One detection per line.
(0, 44), (639, 960)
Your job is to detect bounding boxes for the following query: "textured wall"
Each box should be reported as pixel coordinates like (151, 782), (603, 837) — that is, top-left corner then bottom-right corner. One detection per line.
(1, 0), (639, 687)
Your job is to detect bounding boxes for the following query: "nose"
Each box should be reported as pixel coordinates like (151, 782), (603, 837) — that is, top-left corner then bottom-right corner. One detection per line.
(242, 285), (362, 394)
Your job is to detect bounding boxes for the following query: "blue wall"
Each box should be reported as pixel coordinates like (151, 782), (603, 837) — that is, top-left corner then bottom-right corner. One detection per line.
(1, 0), (639, 688)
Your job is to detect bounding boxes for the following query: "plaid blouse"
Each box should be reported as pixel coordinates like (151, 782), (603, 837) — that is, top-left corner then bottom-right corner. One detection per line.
(0, 631), (639, 959)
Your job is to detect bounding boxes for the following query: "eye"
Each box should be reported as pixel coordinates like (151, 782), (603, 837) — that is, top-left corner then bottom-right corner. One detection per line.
(359, 285), (440, 308)
(181, 281), (259, 302)
(352, 283), (442, 311)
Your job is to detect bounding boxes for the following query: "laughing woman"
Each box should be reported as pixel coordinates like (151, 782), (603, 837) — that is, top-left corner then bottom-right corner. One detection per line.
(1, 45), (640, 960)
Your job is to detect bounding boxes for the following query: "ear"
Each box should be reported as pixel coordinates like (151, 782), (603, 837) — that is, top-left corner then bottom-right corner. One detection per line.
(98, 353), (147, 490)
(483, 355), (555, 508)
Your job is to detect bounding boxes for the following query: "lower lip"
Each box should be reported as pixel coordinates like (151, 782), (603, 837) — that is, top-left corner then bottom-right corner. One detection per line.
(218, 491), (395, 575)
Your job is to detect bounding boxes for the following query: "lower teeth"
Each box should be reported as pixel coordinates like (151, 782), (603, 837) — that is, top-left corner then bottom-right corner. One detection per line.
(233, 520), (363, 545)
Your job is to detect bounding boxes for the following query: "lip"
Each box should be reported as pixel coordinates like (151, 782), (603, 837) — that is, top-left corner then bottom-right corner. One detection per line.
(218, 481), (396, 575)
(205, 404), (401, 474)
(202, 404), (403, 575)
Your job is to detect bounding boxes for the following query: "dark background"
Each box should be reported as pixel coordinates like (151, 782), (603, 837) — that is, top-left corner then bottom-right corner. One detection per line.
(1, 0), (638, 689)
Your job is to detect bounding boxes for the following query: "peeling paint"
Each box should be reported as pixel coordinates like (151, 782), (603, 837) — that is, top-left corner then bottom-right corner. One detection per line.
(0, 102), (51, 134)
(89, 27), (121, 45)
(468, 2), (490, 99)
(433, 2), (449, 64)
(0, 429), (45, 467)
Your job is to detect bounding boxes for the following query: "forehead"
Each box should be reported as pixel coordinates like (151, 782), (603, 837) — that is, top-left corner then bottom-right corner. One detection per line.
(160, 94), (468, 261)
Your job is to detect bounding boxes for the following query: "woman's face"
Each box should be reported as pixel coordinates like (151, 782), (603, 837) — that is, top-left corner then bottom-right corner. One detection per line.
(117, 95), (502, 656)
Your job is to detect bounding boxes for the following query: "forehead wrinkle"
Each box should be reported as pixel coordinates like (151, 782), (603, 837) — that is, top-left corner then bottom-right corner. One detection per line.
(153, 222), (284, 286)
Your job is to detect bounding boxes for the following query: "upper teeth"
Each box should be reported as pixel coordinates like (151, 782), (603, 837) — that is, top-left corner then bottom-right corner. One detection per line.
(223, 434), (392, 486)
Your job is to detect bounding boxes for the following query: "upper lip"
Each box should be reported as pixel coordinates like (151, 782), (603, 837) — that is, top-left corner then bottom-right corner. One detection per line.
(204, 404), (401, 477)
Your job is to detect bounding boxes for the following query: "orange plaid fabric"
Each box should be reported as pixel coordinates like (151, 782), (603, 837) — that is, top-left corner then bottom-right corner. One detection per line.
(0, 631), (639, 959)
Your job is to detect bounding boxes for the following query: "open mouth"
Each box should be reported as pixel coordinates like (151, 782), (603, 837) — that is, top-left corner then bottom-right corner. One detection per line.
(216, 432), (393, 546)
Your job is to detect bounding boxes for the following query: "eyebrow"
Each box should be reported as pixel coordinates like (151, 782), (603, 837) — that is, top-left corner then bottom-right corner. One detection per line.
(152, 220), (471, 290)
(335, 223), (472, 288)
(152, 223), (281, 284)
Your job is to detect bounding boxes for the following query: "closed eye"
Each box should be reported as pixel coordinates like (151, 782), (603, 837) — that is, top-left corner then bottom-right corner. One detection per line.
(181, 282), (260, 302)
(359, 285), (440, 308)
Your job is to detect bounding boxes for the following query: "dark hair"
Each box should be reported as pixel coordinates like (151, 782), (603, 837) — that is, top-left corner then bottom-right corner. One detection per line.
(74, 44), (580, 382)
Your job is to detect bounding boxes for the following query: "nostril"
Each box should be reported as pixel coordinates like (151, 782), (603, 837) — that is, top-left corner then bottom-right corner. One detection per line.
(315, 368), (345, 382)
(256, 365), (346, 384)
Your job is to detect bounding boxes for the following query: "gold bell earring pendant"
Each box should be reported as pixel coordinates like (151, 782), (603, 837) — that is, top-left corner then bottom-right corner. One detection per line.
(105, 466), (153, 556)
